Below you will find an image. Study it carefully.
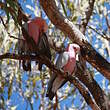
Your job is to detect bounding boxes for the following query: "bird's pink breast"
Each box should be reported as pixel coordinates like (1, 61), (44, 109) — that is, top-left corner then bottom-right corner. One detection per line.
(27, 17), (48, 45)
(63, 57), (76, 75)
(28, 21), (39, 44)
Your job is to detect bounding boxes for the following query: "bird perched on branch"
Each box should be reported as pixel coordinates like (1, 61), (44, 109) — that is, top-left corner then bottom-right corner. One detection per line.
(46, 43), (80, 100)
(19, 17), (51, 71)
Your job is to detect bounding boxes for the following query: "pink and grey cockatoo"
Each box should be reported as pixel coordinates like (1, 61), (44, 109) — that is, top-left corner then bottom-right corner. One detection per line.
(23, 17), (48, 45)
(46, 43), (80, 100)
(20, 17), (51, 71)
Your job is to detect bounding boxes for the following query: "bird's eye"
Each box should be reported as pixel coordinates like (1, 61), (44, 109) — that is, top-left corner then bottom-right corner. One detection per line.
(73, 47), (76, 49)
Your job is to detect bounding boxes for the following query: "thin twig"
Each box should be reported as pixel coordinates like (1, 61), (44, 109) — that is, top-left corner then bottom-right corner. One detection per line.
(0, 16), (24, 41)
(105, 12), (110, 31)
(81, 0), (95, 34)
(87, 25), (110, 41)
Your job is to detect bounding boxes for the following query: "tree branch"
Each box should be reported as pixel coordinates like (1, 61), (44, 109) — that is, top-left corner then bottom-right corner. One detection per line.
(75, 64), (110, 110)
(0, 52), (100, 110)
(78, 0), (110, 108)
(81, 0), (95, 34)
(0, 1), (109, 109)
(0, 0), (110, 80)
(39, 0), (110, 109)
(70, 76), (101, 110)
(40, 0), (110, 81)
(87, 25), (110, 41)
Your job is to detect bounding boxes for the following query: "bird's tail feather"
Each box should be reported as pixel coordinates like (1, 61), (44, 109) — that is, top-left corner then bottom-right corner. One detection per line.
(46, 90), (55, 100)
(46, 73), (57, 100)
(46, 77), (67, 100)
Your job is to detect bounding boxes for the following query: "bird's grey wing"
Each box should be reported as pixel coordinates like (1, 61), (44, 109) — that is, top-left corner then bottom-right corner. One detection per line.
(56, 52), (69, 69)
(50, 52), (69, 96)
(46, 52), (69, 100)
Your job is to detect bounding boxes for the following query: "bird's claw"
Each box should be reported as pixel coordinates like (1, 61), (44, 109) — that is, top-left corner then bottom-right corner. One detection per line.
(66, 72), (69, 77)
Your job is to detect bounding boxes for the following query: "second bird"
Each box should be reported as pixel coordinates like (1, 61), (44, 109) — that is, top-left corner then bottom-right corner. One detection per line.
(46, 43), (80, 100)
(21, 17), (51, 71)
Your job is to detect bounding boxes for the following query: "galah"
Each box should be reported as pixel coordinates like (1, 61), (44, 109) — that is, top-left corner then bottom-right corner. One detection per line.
(21, 17), (51, 71)
(46, 43), (80, 100)
(23, 17), (48, 45)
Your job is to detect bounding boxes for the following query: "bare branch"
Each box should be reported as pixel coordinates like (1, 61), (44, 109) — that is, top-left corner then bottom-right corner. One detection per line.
(81, 0), (95, 34)
(87, 25), (110, 41)
(0, 52), (100, 110)
(105, 12), (110, 31)
(39, 1), (110, 109)
(75, 63), (109, 110)
(40, 0), (110, 81)
(75, 1), (110, 108)
(70, 77), (101, 110)
(0, 1), (109, 109)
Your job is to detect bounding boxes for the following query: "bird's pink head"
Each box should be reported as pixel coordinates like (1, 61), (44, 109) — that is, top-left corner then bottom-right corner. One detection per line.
(67, 43), (80, 53)
(32, 17), (48, 33)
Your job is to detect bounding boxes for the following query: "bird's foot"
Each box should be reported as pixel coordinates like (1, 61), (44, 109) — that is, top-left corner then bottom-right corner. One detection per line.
(66, 72), (69, 76)
(65, 72), (72, 79)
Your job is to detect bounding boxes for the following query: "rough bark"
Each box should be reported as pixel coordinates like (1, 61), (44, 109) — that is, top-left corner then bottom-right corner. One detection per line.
(39, 0), (110, 109)
(79, 0), (110, 109)
(40, 0), (110, 81)
(76, 63), (109, 110)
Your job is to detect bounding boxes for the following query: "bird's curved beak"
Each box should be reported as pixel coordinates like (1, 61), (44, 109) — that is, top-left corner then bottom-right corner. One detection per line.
(74, 47), (80, 54)
(76, 49), (80, 54)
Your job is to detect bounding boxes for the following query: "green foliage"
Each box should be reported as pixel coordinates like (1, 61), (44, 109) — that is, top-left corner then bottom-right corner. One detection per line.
(3, 0), (19, 26)
(60, 0), (67, 16)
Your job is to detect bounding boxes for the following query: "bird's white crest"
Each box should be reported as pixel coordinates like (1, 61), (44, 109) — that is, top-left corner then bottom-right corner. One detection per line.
(46, 43), (80, 100)
(69, 43), (80, 60)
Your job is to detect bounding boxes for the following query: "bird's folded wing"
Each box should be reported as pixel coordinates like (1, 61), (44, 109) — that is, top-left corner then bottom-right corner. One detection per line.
(56, 52), (69, 69)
